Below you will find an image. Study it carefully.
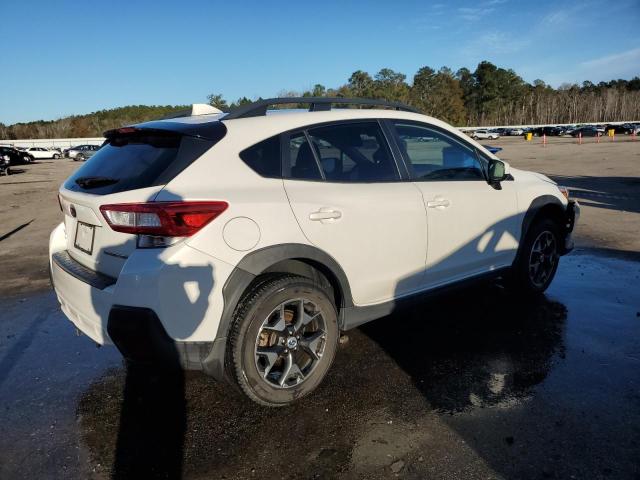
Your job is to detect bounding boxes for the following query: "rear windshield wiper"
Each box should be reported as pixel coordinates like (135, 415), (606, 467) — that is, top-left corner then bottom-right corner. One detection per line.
(75, 176), (119, 189)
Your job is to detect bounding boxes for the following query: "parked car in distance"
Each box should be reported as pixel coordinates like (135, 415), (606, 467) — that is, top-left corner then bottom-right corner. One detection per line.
(507, 128), (524, 136)
(571, 126), (602, 137)
(0, 145), (34, 164)
(0, 153), (10, 175)
(528, 126), (564, 137)
(472, 129), (499, 139)
(66, 144), (100, 161)
(24, 147), (62, 159)
(603, 124), (635, 134)
(50, 98), (579, 406)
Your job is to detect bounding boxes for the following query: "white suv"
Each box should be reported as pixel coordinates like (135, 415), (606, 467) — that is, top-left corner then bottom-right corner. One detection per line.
(49, 98), (579, 406)
(25, 147), (61, 159)
(472, 129), (500, 140)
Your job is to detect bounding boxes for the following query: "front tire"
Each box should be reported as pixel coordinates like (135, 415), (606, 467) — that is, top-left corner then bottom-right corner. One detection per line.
(228, 275), (339, 407)
(76, 154), (85, 162)
(507, 218), (561, 295)
(53, 154), (60, 159)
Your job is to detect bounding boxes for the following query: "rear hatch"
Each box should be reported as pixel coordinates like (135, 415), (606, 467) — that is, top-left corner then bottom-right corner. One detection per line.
(59, 125), (224, 278)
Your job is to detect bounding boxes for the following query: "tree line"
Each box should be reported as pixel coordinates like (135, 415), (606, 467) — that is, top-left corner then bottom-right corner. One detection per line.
(0, 105), (186, 140)
(2, 61), (639, 139)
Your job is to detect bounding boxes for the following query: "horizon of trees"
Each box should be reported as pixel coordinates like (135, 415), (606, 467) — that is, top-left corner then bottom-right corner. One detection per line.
(2, 60), (639, 140)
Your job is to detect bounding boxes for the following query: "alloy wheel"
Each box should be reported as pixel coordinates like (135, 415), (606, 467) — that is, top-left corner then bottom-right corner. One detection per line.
(528, 230), (558, 288)
(254, 298), (327, 388)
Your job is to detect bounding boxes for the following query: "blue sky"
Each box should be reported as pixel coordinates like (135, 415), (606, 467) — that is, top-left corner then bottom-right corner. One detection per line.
(1, 0), (639, 124)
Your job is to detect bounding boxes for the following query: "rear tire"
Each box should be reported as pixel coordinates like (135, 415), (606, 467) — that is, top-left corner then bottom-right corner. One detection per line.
(506, 218), (561, 295)
(228, 274), (339, 407)
(76, 154), (85, 162)
(53, 154), (60, 159)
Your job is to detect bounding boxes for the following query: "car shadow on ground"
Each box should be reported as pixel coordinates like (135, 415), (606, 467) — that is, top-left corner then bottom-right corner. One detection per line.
(76, 281), (568, 479)
(360, 285), (567, 413)
(549, 175), (640, 214)
(73, 206), (574, 479)
(72, 189), (218, 479)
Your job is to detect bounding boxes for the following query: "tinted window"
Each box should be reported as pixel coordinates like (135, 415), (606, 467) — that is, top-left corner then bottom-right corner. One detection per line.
(64, 131), (219, 195)
(393, 122), (484, 181)
(240, 135), (281, 178)
(306, 122), (398, 182)
(287, 132), (323, 180)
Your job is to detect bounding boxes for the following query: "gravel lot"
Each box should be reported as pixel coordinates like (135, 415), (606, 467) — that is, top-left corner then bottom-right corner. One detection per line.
(0, 137), (639, 479)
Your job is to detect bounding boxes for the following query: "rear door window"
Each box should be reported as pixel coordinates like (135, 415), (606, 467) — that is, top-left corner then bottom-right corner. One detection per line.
(286, 132), (323, 181)
(64, 129), (220, 195)
(306, 122), (399, 182)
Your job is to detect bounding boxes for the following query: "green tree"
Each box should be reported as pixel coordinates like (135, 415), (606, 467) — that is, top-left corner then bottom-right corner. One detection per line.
(348, 70), (374, 98)
(207, 93), (229, 111)
(411, 67), (466, 125)
(373, 68), (409, 102)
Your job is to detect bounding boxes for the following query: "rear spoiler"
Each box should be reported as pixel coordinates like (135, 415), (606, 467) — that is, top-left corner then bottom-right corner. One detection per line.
(103, 120), (227, 141)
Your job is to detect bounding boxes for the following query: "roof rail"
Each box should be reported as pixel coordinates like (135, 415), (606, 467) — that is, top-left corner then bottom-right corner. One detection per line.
(223, 97), (421, 120)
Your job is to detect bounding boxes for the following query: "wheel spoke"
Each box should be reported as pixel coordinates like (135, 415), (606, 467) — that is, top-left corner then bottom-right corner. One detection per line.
(279, 352), (304, 386)
(299, 330), (325, 360)
(294, 300), (320, 331)
(256, 345), (284, 378)
(264, 304), (287, 332)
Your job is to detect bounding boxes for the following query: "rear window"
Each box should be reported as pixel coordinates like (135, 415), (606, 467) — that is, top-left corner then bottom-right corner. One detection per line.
(64, 129), (221, 195)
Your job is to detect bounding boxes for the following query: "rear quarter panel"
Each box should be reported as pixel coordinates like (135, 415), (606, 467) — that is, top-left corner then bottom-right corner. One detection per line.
(157, 124), (310, 267)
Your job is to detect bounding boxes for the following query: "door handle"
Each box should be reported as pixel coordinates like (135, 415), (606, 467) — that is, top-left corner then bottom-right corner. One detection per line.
(309, 208), (342, 221)
(427, 198), (450, 209)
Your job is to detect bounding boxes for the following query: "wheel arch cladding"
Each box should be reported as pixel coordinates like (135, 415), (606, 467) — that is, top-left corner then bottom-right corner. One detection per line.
(523, 195), (566, 235)
(515, 195), (566, 265)
(202, 244), (353, 380)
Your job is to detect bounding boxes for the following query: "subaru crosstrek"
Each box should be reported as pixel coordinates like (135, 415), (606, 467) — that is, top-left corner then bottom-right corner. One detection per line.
(49, 97), (579, 406)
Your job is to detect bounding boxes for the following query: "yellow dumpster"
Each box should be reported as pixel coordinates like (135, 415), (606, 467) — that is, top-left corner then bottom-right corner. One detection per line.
(608, 129), (615, 137)
(525, 132), (533, 141)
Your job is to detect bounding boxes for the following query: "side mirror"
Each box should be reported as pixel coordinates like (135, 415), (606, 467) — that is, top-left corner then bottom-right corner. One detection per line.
(488, 159), (507, 183)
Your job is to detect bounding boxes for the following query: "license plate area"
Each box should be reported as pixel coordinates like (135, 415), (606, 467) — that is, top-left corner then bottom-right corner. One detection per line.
(74, 222), (95, 255)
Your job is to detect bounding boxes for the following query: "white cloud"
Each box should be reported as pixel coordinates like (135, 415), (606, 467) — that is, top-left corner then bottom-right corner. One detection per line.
(457, 6), (495, 21)
(541, 10), (569, 26)
(518, 47), (640, 87)
(580, 48), (640, 71)
(466, 31), (531, 56)
(457, 0), (509, 21)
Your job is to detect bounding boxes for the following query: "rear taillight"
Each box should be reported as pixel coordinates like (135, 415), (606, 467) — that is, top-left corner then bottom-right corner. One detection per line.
(99, 201), (228, 237)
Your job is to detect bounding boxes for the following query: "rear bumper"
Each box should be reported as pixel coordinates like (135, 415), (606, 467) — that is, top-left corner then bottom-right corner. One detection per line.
(49, 221), (235, 370)
(561, 200), (580, 254)
(107, 306), (215, 369)
(51, 248), (114, 345)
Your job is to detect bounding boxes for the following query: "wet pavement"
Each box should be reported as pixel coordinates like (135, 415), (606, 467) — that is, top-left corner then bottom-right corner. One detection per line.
(1, 249), (639, 479)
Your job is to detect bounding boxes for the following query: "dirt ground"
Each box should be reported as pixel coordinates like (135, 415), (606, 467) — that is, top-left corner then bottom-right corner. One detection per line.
(1, 136), (638, 297)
